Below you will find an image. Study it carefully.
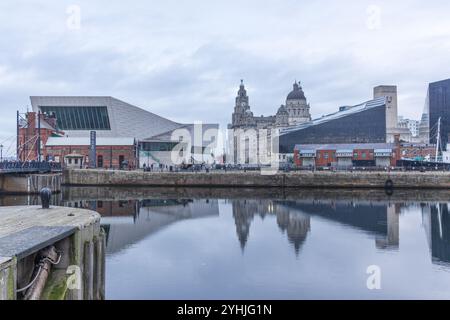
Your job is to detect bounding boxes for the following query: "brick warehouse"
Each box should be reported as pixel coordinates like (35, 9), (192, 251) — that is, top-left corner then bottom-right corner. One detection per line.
(293, 139), (438, 169)
(17, 111), (137, 169)
(17, 111), (64, 162)
(293, 140), (403, 169)
(44, 137), (137, 169)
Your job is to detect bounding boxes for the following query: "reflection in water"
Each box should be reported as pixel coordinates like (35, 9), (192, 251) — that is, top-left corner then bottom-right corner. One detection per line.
(63, 198), (220, 255)
(60, 195), (449, 266)
(1, 187), (450, 298)
(231, 200), (310, 255)
(423, 203), (450, 264)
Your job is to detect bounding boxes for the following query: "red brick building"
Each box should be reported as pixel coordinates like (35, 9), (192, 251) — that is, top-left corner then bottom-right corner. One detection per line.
(44, 137), (137, 169)
(17, 111), (64, 161)
(294, 143), (401, 168)
(399, 143), (436, 161)
(17, 111), (138, 169)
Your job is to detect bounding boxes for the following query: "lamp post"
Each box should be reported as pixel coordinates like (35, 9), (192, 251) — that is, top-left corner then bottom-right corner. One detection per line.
(0, 144), (3, 162)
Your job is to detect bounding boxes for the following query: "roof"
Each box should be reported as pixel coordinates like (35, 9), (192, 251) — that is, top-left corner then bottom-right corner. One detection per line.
(46, 137), (135, 146)
(287, 82), (306, 100)
(294, 143), (395, 151)
(30, 96), (186, 140)
(141, 123), (220, 146)
(281, 97), (387, 135)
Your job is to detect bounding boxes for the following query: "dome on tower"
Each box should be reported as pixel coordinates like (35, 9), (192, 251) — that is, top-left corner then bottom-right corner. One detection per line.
(286, 81), (306, 101)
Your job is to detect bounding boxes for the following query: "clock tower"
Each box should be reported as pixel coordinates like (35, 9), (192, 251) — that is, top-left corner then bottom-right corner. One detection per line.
(231, 80), (253, 128)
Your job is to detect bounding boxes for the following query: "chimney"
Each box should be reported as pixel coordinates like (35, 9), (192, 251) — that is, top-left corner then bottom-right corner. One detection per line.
(27, 112), (36, 133)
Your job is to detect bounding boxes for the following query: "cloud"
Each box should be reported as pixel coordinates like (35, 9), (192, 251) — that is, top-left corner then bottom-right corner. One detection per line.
(0, 0), (450, 153)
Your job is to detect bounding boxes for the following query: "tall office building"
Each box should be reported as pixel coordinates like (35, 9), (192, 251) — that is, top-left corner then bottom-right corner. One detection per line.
(427, 79), (450, 150)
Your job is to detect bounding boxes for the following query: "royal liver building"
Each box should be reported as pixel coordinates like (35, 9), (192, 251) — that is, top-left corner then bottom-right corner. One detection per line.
(228, 80), (312, 164)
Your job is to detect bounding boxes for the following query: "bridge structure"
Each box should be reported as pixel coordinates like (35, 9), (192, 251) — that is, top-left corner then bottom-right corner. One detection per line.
(0, 161), (62, 194)
(0, 161), (62, 174)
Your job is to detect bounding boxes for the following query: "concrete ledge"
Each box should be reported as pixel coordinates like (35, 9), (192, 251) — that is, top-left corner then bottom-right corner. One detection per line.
(0, 206), (102, 300)
(63, 169), (450, 189)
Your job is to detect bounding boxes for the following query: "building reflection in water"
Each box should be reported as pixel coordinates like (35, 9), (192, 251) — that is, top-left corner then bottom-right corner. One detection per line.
(63, 198), (220, 255)
(230, 199), (401, 256)
(231, 200), (310, 255)
(6, 189), (450, 266)
(422, 203), (450, 265)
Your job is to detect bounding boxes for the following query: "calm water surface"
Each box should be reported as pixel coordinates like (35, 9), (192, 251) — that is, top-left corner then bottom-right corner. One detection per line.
(2, 187), (450, 299)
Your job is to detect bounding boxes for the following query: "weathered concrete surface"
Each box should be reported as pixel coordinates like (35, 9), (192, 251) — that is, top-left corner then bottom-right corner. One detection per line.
(0, 257), (16, 300)
(0, 173), (61, 194)
(63, 169), (450, 189)
(0, 206), (103, 300)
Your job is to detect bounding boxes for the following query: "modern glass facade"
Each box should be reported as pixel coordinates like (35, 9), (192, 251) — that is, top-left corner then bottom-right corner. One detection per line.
(40, 106), (111, 130)
(279, 103), (387, 153)
(428, 79), (450, 149)
(140, 141), (179, 151)
(140, 142), (210, 154)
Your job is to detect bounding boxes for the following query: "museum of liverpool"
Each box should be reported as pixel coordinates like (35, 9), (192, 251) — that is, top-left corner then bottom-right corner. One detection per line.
(18, 96), (218, 169)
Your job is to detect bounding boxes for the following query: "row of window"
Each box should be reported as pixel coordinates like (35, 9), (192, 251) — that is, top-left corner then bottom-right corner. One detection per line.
(65, 155), (127, 167)
(140, 142), (210, 154)
(40, 106), (111, 130)
(317, 152), (373, 159)
(140, 142), (179, 151)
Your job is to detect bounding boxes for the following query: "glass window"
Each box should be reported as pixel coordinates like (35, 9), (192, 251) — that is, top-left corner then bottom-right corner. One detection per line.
(40, 106), (111, 130)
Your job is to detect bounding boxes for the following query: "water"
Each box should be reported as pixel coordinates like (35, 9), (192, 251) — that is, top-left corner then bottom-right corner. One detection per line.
(2, 187), (450, 299)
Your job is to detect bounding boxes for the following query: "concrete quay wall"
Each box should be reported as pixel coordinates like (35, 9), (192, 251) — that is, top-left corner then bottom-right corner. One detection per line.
(0, 173), (62, 194)
(63, 169), (450, 189)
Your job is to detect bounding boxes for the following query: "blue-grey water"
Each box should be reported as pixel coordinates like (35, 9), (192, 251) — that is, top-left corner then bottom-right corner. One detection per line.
(2, 188), (450, 299)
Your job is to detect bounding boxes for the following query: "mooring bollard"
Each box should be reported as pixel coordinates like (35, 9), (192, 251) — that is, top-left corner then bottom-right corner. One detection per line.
(40, 187), (52, 209)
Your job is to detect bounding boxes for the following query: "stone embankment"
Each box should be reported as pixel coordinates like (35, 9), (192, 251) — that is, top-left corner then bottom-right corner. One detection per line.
(63, 169), (450, 189)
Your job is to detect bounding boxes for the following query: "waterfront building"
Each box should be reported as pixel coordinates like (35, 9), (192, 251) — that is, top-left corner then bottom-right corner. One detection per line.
(45, 137), (137, 169)
(398, 116), (420, 138)
(19, 96), (218, 168)
(228, 80), (311, 164)
(373, 86), (411, 143)
(293, 142), (401, 169)
(425, 79), (450, 149)
(279, 97), (388, 153)
(17, 111), (64, 162)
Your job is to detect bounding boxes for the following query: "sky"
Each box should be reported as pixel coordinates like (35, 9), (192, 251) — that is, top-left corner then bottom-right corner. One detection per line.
(1, 0), (450, 156)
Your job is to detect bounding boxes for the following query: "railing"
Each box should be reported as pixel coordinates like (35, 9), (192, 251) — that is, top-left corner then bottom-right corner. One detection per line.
(0, 161), (62, 174)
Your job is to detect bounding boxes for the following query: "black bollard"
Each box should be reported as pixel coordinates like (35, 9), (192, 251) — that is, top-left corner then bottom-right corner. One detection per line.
(40, 187), (52, 209)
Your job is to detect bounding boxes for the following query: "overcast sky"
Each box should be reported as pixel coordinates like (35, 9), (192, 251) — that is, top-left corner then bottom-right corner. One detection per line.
(1, 0), (450, 155)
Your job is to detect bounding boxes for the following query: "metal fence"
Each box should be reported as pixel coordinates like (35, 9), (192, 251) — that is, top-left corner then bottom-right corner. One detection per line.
(0, 161), (62, 173)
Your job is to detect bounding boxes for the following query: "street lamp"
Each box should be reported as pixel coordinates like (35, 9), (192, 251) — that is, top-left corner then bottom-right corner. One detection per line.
(0, 144), (3, 162)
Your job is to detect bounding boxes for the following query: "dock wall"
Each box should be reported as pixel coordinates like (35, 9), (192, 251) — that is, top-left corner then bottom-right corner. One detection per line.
(63, 169), (450, 189)
(0, 173), (61, 194)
